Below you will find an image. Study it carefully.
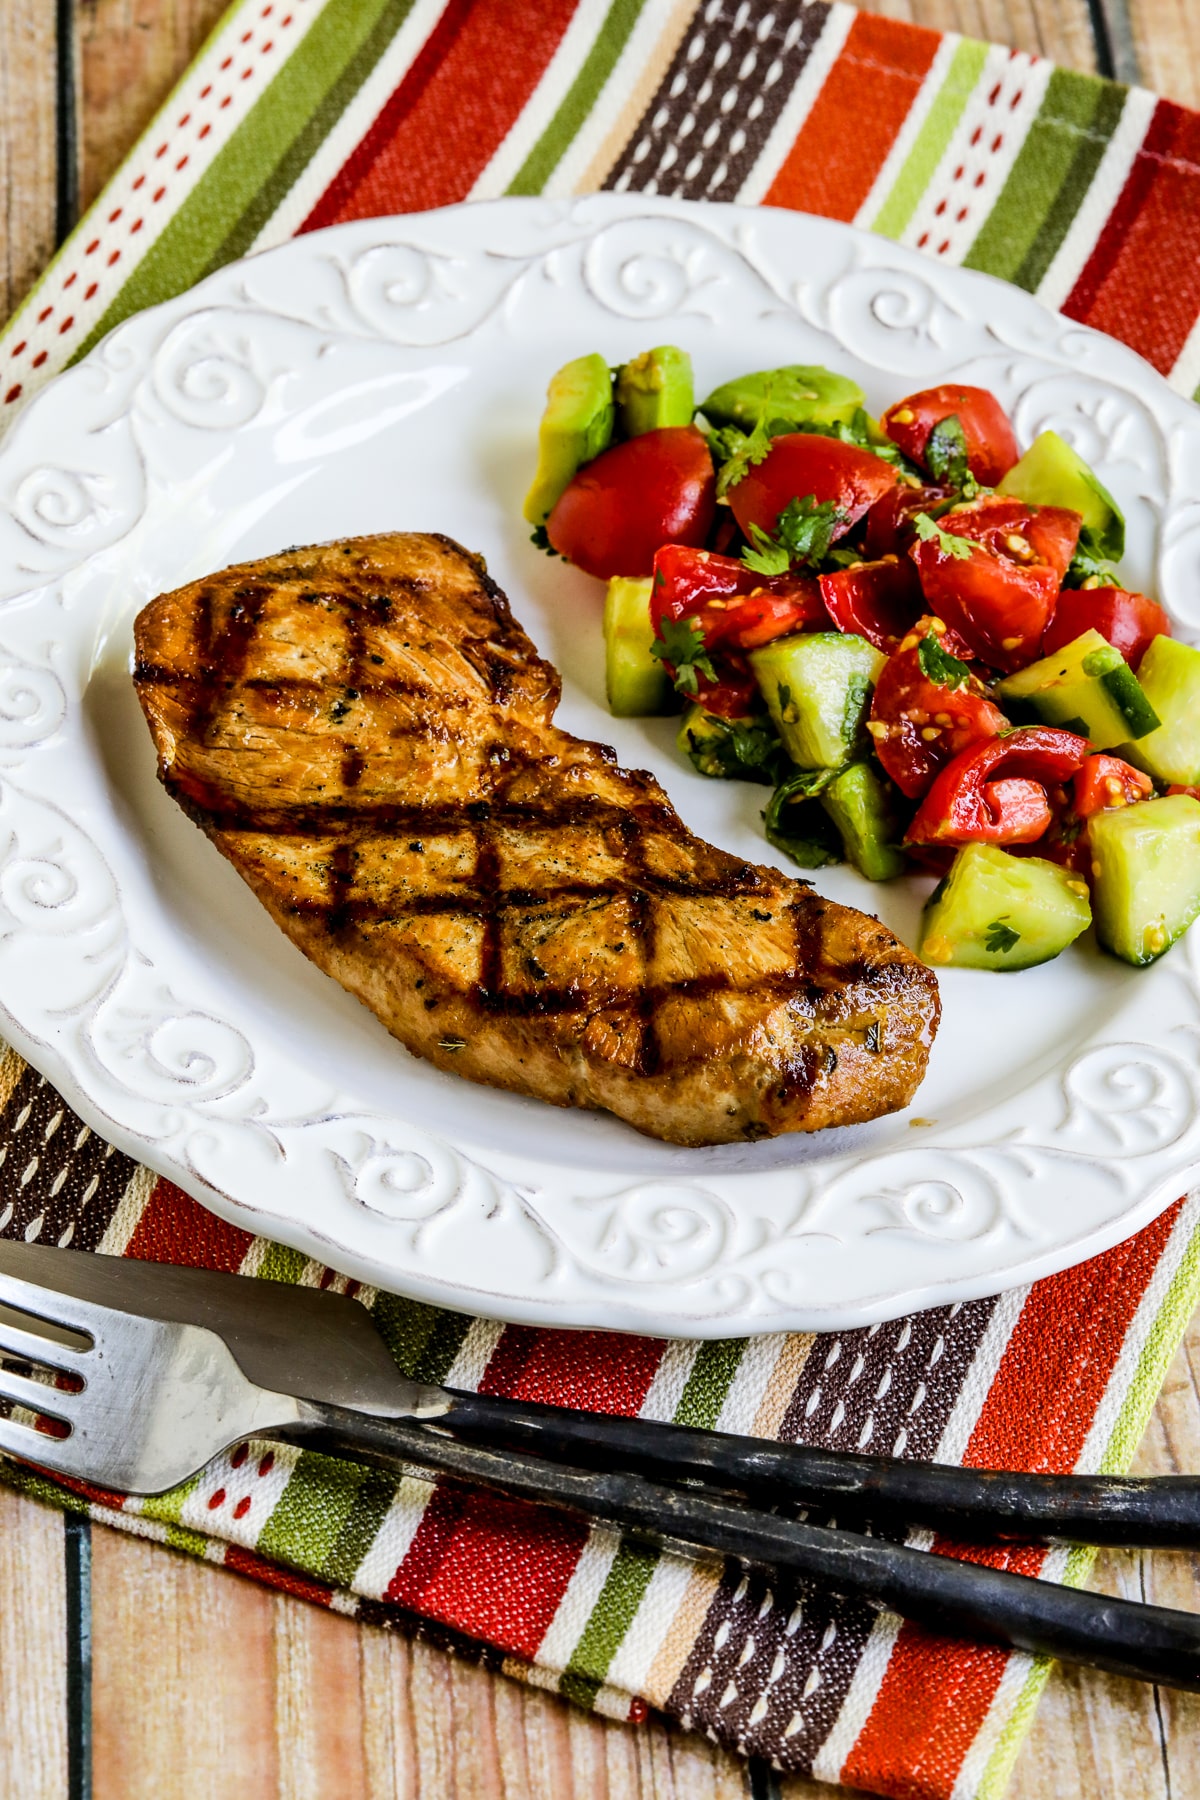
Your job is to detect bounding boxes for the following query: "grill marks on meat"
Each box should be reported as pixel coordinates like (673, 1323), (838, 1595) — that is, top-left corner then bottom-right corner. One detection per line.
(133, 533), (939, 1146)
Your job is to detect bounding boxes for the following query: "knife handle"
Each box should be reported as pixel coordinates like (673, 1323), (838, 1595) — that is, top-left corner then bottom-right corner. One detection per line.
(290, 1398), (1200, 1694)
(433, 1389), (1200, 1549)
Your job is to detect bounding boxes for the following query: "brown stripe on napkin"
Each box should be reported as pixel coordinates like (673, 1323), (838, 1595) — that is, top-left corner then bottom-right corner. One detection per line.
(605, 0), (831, 202)
(0, 1063), (138, 1251)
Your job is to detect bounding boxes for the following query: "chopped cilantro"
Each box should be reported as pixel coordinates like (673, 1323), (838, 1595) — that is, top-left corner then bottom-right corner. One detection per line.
(795, 407), (914, 473)
(529, 523), (562, 558)
(741, 524), (793, 577)
(924, 415), (979, 498)
(917, 632), (972, 691)
(913, 511), (975, 560)
(777, 494), (847, 566)
(1063, 525), (1123, 591)
(650, 614), (717, 698)
(714, 413), (774, 498)
(984, 919), (1022, 955)
(683, 714), (789, 785)
(762, 767), (843, 869)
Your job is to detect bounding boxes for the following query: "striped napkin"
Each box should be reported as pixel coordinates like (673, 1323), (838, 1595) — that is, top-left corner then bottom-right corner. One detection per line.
(2, 3), (1200, 1794)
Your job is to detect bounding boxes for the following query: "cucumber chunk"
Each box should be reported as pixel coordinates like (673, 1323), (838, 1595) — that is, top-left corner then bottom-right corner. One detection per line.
(749, 632), (883, 769)
(1089, 794), (1200, 965)
(677, 706), (784, 782)
(604, 577), (670, 717)
(523, 353), (614, 526)
(996, 628), (1160, 748)
(820, 762), (905, 881)
(615, 346), (694, 437)
(919, 843), (1092, 971)
(997, 430), (1125, 561)
(700, 364), (865, 433)
(1120, 635), (1200, 785)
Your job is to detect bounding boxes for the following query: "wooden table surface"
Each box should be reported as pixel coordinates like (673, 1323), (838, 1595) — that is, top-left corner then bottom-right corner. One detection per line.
(2, 2), (1200, 1795)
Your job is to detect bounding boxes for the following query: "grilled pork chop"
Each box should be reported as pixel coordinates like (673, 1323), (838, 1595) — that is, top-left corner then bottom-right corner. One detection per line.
(133, 533), (939, 1145)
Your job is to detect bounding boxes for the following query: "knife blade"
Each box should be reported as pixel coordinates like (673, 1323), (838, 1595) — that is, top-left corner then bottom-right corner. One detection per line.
(0, 1237), (451, 1420)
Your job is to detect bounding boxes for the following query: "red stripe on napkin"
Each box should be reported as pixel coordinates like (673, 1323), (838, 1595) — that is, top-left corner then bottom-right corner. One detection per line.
(386, 1485), (587, 1657)
(124, 1177), (255, 1272)
(478, 1326), (666, 1412)
(303, 0), (578, 229)
(1066, 102), (1200, 372)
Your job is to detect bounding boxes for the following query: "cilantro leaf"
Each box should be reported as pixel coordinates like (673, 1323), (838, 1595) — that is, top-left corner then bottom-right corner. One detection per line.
(714, 414), (775, 498)
(984, 919), (1021, 955)
(795, 408), (914, 473)
(917, 631), (972, 691)
(1063, 525), (1123, 591)
(913, 511), (975, 560)
(924, 415), (979, 498)
(650, 614), (717, 698)
(777, 493), (847, 565)
(762, 768), (843, 869)
(682, 713), (788, 785)
(529, 523), (563, 558)
(741, 524), (792, 577)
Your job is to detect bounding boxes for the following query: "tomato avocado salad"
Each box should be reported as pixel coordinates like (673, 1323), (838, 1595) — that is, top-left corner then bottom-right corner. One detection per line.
(524, 346), (1200, 974)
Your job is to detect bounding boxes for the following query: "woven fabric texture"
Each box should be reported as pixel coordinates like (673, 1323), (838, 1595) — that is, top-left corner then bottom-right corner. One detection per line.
(2, 4), (1200, 1795)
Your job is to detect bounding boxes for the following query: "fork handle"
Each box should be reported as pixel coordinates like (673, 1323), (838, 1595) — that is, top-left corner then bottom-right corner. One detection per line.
(433, 1389), (1200, 1549)
(290, 1400), (1200, 1694)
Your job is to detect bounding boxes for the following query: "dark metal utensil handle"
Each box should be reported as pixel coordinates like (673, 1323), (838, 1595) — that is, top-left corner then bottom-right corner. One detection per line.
(291, 1400), (1200, 1694)
(432, 1390), (1200, 1549)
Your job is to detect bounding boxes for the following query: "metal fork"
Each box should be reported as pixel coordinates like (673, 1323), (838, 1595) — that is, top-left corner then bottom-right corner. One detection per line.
(0, 1254), (1197, 1694)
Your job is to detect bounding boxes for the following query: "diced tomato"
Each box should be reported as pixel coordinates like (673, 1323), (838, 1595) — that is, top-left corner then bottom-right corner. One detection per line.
(880, 385), (1019, 486)
(818, 556), (922, 653)
(907, 726), (1091, 846)
(863, 483), (953, 558)
(727, 433), (899, 546)
(1168, 784), (1200, 801)
(910, 497), (1078, 672)
(868, 616), (1009, 799)
(1073, 753), (1154, 818)
(547, 426), (715, 579)
(651, 545), (826, 653)
(1043, 586), (1171, 667)
(692, 656), (760, 719)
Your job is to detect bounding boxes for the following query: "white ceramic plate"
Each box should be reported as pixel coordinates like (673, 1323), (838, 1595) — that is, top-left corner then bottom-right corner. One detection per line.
(3, 195), (1200, 1336)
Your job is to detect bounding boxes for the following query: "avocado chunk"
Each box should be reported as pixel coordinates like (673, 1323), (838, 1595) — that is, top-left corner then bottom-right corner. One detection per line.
(997, 429), (1125, 561)
(603, 576), (671, 717)
(919, 843), (1092, 971)
(996, 628), (1159, 748)
(820, 762), (905, 881)
(523, 353), (614, 526)
(749, 632), (883, 769)
(1120, 635), (1200, 785)
(700, 364), (865, 433)
(615, 346), (695, 437)
(1089, 794), (1200, 965)
(676, 705), (784, 783)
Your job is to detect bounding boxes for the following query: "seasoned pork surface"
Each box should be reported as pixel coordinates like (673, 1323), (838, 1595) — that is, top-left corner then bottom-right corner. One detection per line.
(133, 532), (939, 1145)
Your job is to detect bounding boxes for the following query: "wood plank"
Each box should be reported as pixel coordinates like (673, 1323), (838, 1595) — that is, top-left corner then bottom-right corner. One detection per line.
(0, 0), (58, 322)
(74, 0), (229, 213)
(91, 1527), (280, 1798)
(853, 0), (1100, 72)
(0, 1486), (68, 1800)
(1124, 0), (1200, 109)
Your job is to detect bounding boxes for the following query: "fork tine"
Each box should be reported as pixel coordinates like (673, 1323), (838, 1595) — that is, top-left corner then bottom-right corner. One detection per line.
(0, 1367), (81, 1418)
(0, 1317), (90, 1376)
(0, 1412), (88, 1482)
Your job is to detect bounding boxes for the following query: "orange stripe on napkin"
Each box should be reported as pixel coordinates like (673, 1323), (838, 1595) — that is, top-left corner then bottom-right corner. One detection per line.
(764, 14), (939, 221)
